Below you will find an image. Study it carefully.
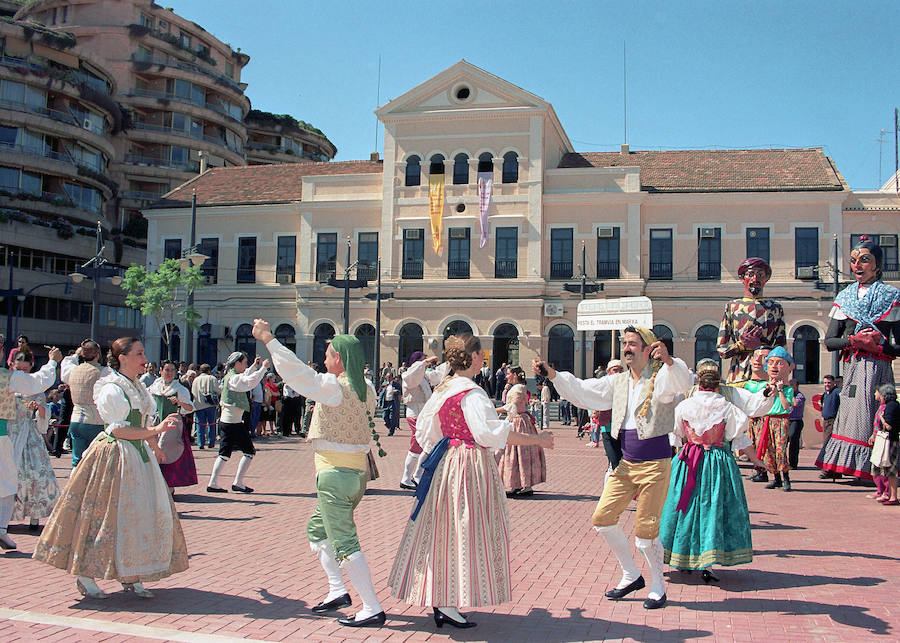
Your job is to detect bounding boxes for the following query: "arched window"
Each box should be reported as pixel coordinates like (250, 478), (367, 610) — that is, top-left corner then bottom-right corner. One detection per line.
(405, 155), (421, 187)
(398, 323), (424, 366)
(275, 324), (296, 354)
(453, 153), (469, 185)
(235, 323), (255, 360)
(429, 154), (445, 175)
(502, 151), (519, 183)
(492, 323), (519, 368)
(442, 319), (473, 347)
(312, 323), (335, 371)
(793, 325), (820, 384)
(160, 323), (180, 362)
(477, 152), (493, 173)
(198, 323), (216, 367)
(652, 324), (675, 358)
(354, 323), (376, 367)
(694, 324), (719, 367)
(548, 324), (575, 374)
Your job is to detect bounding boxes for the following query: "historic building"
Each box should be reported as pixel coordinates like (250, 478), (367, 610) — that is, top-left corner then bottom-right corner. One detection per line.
(144, 61), (900, 386)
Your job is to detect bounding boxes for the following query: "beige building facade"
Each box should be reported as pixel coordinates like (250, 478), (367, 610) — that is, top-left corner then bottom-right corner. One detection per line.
(145, 62), (900, 394)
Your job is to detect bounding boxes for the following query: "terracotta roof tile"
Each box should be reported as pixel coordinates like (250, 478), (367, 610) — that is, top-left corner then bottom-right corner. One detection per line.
(558, 148), (845, 192)
(152, 160), (384, 207)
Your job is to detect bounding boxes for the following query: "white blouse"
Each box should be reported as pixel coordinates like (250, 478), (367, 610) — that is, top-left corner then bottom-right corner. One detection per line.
(8, 360), (58, 396)
(147, 377), (194, 414)
(415, 376), (513, 453)
(94, 371), (155, 433)
(674, 391), (753, 452)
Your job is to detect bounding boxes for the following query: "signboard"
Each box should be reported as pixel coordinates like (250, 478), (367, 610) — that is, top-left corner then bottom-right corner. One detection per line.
(576, 297), (653, 331)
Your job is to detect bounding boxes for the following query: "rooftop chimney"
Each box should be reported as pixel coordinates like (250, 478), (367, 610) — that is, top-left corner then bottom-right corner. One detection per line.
(370, 152), (380, 162)
(621, 143), (630, 155)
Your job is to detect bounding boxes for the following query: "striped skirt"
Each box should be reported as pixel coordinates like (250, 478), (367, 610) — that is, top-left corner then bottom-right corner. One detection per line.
(388, 443), (511, 607)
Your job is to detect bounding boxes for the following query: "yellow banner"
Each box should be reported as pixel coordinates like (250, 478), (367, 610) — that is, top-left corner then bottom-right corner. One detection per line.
(428, 174), (445, 254)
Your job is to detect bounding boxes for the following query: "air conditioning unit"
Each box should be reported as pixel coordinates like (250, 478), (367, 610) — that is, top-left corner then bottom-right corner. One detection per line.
(275, 273), (292, 283)
(796, 266), (818, 279)
(597, 226), (615, 239)
(544, 303), (564, 317)
(699, 227), (717, 239)
(404, 229), (421, 240)
(82, 119), (92, 130)
(879, 235), (897, 247)
(449, 228), (468, 239)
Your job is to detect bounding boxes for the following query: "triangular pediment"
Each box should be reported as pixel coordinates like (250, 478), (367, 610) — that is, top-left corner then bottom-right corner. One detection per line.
(377, 60), (550, 118)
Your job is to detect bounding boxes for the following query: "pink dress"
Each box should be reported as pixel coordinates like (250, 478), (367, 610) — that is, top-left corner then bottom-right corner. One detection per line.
(389, 390), (511, 607)
(497, 385), (546, 491)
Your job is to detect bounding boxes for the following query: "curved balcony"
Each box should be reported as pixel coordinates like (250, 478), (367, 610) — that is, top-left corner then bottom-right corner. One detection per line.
(0, 190), (103, 224)
(0, 99), (116, 160)
(0, 143), (114, 199)
(130, 122), (244, 165)
(245, 141), (329, 163)
(129, 54), (247, 103)
(125, 88), (246, 128)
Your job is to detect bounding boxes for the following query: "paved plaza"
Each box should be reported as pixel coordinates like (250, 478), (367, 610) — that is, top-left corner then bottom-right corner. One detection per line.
(0, 425), (897, 642)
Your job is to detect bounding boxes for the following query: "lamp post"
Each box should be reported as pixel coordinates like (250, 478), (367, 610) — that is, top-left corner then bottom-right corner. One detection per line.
(364, 259), (393, 371)
(69, 222), (123, 342)
(563, 242), (602, 379)
(328, 235), (367, 334)
(181, 191), (205, 363)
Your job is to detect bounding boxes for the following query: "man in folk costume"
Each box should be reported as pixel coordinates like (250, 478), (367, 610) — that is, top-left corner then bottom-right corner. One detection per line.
(533, 327), (693, 610)
(0, 343), (61, 550)
(717, 257), (786, 384)
(744, 345), (773, 483)
(399, 351), (448, 490)
(60, 341), (109, 467)
(252, 319), (386, 628)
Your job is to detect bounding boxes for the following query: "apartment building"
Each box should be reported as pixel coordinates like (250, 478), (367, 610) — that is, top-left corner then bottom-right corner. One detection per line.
(144, 61), (898, 386)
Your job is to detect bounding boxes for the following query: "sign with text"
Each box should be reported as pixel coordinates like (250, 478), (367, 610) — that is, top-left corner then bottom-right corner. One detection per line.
(576, 297), (653, 331)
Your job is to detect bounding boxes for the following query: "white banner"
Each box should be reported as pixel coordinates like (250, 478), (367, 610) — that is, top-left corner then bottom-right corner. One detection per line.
(576, 297), (653, 331)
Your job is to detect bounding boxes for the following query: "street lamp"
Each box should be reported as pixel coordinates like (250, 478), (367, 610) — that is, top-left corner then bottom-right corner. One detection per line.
(328, 235), (367, 334)
(563, 242), (603, 379)
(68, 221), (123, 342)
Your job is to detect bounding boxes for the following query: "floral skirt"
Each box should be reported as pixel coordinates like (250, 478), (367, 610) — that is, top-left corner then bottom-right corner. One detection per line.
(33, 435), (188, 582)
(497, 413), (546, 491)
(389, 444), (511, 607)
(9, 418), (59, 520)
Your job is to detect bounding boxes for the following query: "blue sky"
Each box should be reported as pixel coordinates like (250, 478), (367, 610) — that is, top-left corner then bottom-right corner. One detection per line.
(173, 0), (897, 189)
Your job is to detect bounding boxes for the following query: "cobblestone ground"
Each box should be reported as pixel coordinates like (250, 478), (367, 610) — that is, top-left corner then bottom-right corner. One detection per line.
(0, 424), (897, 642)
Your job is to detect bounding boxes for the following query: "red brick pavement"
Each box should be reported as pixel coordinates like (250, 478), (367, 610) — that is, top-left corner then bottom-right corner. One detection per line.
(1, 425), (898, 642)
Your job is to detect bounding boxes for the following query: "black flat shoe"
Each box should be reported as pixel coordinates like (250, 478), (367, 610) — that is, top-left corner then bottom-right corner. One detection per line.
(232, 484), (254, 493)
(206, 486), (228, 493)
(605, 576), (645, 599)
(701, 569), (719, 583)
(765, 478), (782, 489)
(433, 608), (477, 629)
(643, 594), (667, 610)
(338, 611), (386, 627)
(517, 489), (534, 497)
(505, 489), (520, 498)
(750, 471), (768, 483)
(311, 593), (351, 613)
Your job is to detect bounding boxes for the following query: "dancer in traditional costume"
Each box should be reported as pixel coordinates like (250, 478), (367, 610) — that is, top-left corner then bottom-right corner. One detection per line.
(148, 361), (197, 492)
(758, 347), (795, 491)
(497, 366), (546, 497)
(390, 334), (553, 629)
(660, 359), (768, 580)
(0, 344), (60, 551)
(33, 338), (187, 599)
(743, 346), (772, 483)
(817, 235), (900, 480)
(8, 349), (59, 530)
(398, 351), (446, 490)
(252, 319), (386, 628)
(60, 340), (109, 467)
(537, 327), (692, 610)
(717, 257), (786, 384)
(206, 352), (268, 493)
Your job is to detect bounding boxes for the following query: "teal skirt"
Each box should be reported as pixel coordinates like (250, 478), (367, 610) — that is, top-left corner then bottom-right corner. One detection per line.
(659, 444), (753, 569)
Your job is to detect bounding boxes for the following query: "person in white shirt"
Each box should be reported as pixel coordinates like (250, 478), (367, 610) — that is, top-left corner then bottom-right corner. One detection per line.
(398, 351), (447, 489)
(206, 353), (268, 494)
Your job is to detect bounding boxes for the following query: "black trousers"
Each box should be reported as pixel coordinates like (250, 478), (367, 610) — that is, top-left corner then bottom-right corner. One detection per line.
(788, 419), (803, 469)
(281, 396), (303, 436)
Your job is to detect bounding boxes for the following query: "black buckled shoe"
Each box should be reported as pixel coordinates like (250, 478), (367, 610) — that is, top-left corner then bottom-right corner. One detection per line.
(206, 486), (227, 493)
(231, 484), (254, 493)
(604, 576), (645, 599)
(643, 594), (667, 610)
(338, 611), (386, 627)
(311, 593), (351, 613)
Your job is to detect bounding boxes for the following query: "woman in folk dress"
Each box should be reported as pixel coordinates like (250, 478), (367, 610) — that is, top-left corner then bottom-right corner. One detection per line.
(496, 366), (546, 497)
(33, 337), (188, 600)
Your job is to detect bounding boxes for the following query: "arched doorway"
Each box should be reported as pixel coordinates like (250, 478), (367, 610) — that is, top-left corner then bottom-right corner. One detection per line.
(492, 323), (519, 368)
(198, 323), (216, 367)
(354, 323), (376, 367)
(312, 323), (335, 371)
(160, 323), (180, 362)
(398, 323), (423, 365)
(593, 330), (613, 373)
(235, 323), (255, 360)
(792, 325), (820, 384)
(275, 324), (296, 354)
(548, 324), (574, 374)
(694, 324), (719, 367)
(653, 324), (675, 358)
(442, 320), (473, 348)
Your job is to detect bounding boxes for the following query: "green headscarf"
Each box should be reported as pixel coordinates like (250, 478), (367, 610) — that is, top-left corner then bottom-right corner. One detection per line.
(330, 334), (367, 403)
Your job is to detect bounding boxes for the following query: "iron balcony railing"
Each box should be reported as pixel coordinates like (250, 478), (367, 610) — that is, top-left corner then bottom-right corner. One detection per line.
(698, 261), (721, 280)
(448, 260), (470, 279)
(495, 259), (517, 279)
(127, 88), (242, 123)
(596, 261), (619, 279)
(316, 262), (336, 283)
(357, 262), (377, 281)
(402, 260), (423, 279)
(131, 121), (242, 154)
(123, 153), (200, 172)
(649, 262), (673, 280)
(550, 260), (572, 279)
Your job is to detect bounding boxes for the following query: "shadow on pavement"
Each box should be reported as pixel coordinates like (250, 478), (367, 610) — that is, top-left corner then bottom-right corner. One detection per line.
(680, 569), (884, 593)
(507, 493), (597, 502)
(678, 598), (890, 635)
(755, 548), (900, 562)
(750, 520), (805, 531)
(174, 494), (277, 506)
(177, 510), (260, 522)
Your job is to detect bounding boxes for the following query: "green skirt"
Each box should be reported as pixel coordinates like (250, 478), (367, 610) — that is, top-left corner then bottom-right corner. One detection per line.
(659, 444), (753, 570)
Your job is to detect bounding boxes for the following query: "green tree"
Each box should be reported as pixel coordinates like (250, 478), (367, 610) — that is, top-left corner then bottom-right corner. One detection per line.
(122, 258), (204, 360)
